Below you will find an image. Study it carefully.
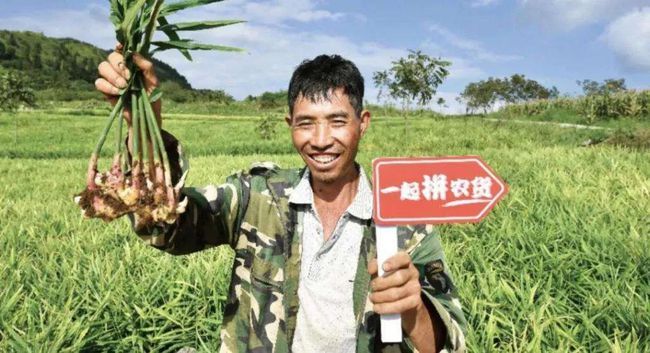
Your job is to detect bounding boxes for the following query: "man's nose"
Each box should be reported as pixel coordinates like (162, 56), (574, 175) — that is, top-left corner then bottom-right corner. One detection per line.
(310, 122), (333, 149)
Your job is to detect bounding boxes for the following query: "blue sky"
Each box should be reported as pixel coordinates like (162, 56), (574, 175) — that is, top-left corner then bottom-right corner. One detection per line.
(2, 0), (649, 113)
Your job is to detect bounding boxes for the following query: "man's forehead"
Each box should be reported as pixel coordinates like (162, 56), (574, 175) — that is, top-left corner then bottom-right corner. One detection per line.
(295, 87), (350, 106)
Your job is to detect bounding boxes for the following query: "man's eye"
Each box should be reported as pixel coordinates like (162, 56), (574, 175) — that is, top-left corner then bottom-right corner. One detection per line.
(332, 120), (347, 126)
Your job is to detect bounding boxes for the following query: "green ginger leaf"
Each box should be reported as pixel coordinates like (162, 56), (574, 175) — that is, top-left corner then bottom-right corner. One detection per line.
(151, 39), (243, 53)
(160, 0), (224, 16)
(109, 0), (124, 27)
(139, 0), (165, 54)
(149, 87), (163, 103)
(158, 19), (245, 32)
(157, 16), (192, 61)
(120, 0), (147, 43)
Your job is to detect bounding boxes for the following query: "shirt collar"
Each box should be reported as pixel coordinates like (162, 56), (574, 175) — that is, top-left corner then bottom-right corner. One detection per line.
(288, 164), (373, 221)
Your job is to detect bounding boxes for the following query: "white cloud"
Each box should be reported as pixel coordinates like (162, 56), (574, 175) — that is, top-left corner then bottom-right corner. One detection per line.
(517, 1), (650, 72)
(428, 24), (521, 63)
(0, 1), (392, 99)
(166, 0), (346, 26)
(471, 0), (500, 8)
(0, 3), (114, 50)
(519, 0), (647, 31)
(445, 57), (486, 80)
(0, 1), (484, 113)
(601, 7), (650, 71)
(156, 22), (410, 100)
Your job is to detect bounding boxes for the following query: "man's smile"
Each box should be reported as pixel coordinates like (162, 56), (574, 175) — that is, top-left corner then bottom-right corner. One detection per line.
(308, 153), (341, 167)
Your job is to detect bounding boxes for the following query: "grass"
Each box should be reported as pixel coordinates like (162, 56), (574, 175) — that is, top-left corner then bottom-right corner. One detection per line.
(0, 112), (609, 159)
(0, 109), (649, 352)
(35, 98), (289, 118)
(491, 108), (650, 130)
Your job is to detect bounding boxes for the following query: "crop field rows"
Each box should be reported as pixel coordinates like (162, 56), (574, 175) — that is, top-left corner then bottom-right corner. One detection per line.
(1, 111), (649, 352)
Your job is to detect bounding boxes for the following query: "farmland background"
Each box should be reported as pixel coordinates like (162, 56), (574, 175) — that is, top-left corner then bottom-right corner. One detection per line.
(1, 105), (649, 352)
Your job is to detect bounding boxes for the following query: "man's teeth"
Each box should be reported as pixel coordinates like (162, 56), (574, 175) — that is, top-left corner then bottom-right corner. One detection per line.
(313, 155), (337, 163)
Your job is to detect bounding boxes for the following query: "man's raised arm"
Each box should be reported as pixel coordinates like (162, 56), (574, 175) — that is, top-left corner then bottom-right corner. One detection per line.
(96, 46), (244, 254)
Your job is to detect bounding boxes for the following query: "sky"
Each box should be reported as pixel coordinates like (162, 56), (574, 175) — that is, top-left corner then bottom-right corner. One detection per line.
(1, 0), (649, 114)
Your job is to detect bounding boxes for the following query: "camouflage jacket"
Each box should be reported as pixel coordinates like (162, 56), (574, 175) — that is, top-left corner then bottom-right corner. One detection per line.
(133, 133), (467, 353)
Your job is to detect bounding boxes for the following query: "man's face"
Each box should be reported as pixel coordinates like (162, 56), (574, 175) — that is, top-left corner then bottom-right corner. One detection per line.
(286, 88), (370, 185)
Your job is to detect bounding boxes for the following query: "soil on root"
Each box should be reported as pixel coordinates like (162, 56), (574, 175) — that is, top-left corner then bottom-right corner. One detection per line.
(76, 187), (131, 221)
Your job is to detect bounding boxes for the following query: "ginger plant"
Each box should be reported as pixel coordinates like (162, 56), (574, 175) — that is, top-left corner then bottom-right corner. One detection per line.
(75, 0), (242, 224)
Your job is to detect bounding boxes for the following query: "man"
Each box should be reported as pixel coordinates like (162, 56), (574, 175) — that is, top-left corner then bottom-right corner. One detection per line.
(96, 50), (467, 352)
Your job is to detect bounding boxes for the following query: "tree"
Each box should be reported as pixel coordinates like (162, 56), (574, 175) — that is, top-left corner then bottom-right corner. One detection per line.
(30, 42), (43, 69)
(257, 90), (287, 109)
(159, 81), (192, 102)
(577, 79), (600, 96)
(577, 78), (627, 96)
(460, 74), (557, 114)
(0, 71), (36, 112)
(459, 77), (506, 114)
(602, 79), (626, 94)
(0, 30), (193, 92)
(436, 97), (447, 109)
(0, 40), (6, 59)
(505, 74), (557, 103)
(373, 50), (451, 112)
(192, 89), (234, 104)
(1, 71), (36, 144)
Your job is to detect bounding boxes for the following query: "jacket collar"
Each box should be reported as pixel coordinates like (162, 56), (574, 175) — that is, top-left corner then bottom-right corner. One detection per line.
(288, 164), (373, 221)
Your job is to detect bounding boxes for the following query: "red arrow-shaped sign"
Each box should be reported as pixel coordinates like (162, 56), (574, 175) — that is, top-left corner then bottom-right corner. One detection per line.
(372, 156), (508, 226)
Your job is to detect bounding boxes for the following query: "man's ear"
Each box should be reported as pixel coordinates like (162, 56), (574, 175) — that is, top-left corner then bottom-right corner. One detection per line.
(359, 110), (371, 137)
(285, 115), (292, 127)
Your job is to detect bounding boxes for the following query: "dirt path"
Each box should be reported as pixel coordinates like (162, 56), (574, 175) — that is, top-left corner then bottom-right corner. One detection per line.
(483, 118), (609, 130)
(26, 108), (613, 129)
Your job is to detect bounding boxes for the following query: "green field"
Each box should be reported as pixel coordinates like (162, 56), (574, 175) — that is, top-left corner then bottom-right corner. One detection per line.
(1, 111), (649, 352)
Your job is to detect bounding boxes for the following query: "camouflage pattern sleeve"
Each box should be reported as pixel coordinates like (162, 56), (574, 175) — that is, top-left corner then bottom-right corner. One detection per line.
(128, 130), (245, 255)
(407, 225), (467, 353)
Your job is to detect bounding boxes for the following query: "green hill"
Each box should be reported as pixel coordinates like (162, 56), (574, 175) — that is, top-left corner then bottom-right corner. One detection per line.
(0, 30), (191, 90)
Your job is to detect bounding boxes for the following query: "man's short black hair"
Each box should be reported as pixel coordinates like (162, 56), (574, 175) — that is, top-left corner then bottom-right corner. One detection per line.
(288, 54), (364, 117)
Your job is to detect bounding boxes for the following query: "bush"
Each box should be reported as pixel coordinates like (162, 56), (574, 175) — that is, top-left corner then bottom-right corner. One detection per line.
(256, 113), (280, 140)
(501, 90), (650, 123)
(0, 71), (36, 111)
(604, 128), (650, 150)
(159, 82), (235, 104)
(192, 89), (234, 104)
(257, 90), (287, 109)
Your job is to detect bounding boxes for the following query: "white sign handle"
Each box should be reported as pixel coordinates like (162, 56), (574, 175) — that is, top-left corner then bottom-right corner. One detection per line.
(376, 225), (402, 343)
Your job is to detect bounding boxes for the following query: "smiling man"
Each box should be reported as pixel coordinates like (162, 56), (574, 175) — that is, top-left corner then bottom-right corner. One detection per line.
(97, 52), (467, 353)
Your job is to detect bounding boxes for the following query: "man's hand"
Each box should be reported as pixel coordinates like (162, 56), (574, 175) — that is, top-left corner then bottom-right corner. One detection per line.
(369, 251), (423, 315)
(95, 44), (162, 126)
(368, 251), (445, 353)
